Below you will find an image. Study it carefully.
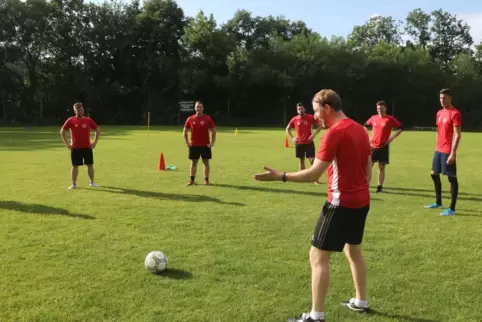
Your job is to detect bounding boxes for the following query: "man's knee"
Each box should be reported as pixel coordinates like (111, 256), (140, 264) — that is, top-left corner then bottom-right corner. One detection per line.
(448, 175), (458, 184)
(344, 244), (363, 261)
(378, 164), (386, 170)
(431, 171), (439, 175)
(191, 159), (199, 165)
(202, 159), (209, 166)
(310, 246), (331, 267)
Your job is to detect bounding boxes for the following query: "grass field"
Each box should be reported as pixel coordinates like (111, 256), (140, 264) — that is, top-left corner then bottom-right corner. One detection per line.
(0, 126), (481, 322)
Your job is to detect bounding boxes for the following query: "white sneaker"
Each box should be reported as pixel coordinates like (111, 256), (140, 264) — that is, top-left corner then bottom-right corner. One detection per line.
(67, 184), (77, 190)
(89, 182), (100, 187)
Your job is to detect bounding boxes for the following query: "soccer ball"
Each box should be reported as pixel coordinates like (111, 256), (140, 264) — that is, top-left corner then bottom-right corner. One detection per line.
(144, 251), (168, 273)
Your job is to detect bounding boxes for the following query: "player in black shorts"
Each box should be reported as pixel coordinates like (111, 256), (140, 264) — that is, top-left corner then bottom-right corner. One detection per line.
(255, 89), (372, 322)
(286, 103), (323, 183)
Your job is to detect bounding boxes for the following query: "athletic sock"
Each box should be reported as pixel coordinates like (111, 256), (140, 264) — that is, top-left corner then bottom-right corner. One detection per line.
(376, 185), (383, 192)
(190, 176), (195, 182)
(355, 299), (368, 308)
(205, 177), (209, 181)
(449, 177), (459, 211)
(309, 311), (324, 320)
(431, 174), (442, 205)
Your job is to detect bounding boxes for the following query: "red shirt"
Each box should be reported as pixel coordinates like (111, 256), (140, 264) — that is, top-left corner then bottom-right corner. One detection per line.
(436, 107), (462, 154)
(316, 118), (371, 208)
(288, 114), (319, 144)
(184, 114), (215, 146)
(62, 116), (98, 148)
(365, 115), (401, 148)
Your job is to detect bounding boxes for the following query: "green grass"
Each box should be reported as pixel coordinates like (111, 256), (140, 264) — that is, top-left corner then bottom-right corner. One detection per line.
(0, 126), (481, 322)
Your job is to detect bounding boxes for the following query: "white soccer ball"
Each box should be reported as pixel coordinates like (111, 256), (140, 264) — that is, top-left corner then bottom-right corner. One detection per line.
(144, 251), (168, 273)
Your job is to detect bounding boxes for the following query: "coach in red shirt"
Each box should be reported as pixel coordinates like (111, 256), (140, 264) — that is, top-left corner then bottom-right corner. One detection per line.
(60, 103), (100, 190)
(183, 101), (216, 185)
(286, 103), (323, 172)
(364, 101), (404, 193)
(424, 89), (462, 216)
(254, 89), (372, 322)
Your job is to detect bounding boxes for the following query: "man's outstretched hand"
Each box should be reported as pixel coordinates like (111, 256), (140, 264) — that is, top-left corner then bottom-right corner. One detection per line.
(253, 166), (283, 181)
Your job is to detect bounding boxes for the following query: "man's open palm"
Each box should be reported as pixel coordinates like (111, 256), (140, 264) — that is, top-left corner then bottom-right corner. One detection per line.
(253, 166), (282, 181)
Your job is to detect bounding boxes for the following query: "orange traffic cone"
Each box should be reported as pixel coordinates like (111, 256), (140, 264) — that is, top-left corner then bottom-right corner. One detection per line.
(158, 153), (166, 171)
(285, 137), (289, 148)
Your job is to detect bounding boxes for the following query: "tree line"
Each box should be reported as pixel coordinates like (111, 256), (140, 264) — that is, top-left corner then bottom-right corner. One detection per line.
(1, 0), (481, 128)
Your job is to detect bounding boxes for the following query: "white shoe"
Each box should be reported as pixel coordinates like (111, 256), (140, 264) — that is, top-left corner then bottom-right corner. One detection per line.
(67, 184), (77, 190)
(89, 182), (100, 187)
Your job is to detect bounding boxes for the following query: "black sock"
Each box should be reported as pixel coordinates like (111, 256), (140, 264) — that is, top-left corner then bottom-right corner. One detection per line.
(377, 185), (383, 192)
(190, 176), (195, 182)
(449, 176), (459, 211)
(431, 174), (442, 205)
(205, 177), (209, 181)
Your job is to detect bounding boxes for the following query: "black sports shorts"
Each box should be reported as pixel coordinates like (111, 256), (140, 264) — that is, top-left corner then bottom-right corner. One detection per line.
(189, 146), (212, 160)
(371, 145), (389, 164)
(311, 200), (370, 252)
(295, 142), (315, 159)
(71, 148), (94, 166)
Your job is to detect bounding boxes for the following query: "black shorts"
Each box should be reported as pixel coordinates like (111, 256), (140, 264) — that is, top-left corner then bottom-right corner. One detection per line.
(189, 146), (212, 160)
(311, 201), (370, 252)
(71, 148), (94, 166)
(295, 142), (315, 159)
(371, 145), (389, 164)
(432, 151), (456, 176)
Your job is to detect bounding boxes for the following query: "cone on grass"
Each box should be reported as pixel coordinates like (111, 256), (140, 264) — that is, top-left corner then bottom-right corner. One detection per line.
(158, 153), (166, 171)
(285, 137), (289, 148)
(234, 128), (238, 136)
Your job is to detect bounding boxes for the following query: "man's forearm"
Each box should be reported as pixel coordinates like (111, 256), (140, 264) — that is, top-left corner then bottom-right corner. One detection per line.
(286, 128), (294, 139)
(451, 134), (461, 154)
(93, 129), (100, 144)
(60, 131), (69, 146)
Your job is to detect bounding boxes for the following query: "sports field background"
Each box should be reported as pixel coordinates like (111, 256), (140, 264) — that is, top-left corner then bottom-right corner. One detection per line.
(0, 126), (481, 322)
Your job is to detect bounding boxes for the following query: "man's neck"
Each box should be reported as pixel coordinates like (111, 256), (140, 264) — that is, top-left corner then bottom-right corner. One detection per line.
(443, 105), (453, 110)
(196, 113), (203, 117)
(327, 111), (347, 127)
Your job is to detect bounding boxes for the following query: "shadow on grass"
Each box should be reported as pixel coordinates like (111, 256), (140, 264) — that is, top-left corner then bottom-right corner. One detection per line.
(90, 186), (245, 206)
(384, 186), (482, 198)
(0, 127), (133, 151)
(368, 309), (439, 322)
(381, 190), (482, 203)
(0, 201), (95, 219)
(155, 268), (193, 280)
(210, 183), (381, 201)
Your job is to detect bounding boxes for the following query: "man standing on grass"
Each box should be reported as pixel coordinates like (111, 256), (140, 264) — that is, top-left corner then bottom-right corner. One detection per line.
(183, 101), (216, 186)
(254, 89), (372, 322)
(286, 103), (323, 170)
(363, 101), (404, 193)
(425, 88), (462, 216)
(60, 102), (100, 190)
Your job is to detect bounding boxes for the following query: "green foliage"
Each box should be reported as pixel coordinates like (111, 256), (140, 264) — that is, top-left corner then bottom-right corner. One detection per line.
(0, 1), (481, 128)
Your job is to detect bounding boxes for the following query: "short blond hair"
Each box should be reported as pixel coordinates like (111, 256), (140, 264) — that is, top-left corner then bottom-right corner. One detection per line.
(73, 102), (83, 109)
(313, 89), (342, 111)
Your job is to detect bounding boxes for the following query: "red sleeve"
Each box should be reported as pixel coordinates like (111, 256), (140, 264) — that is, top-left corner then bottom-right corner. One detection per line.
(316, 128), (341, 162)
(390, 116), (401, 128)
(365, 116), (373, 126)
(453, 111), (462, 127)
(310, 115), (318, 125)
(288, 117), (295, 128)
(184, 117), (191, 128)
(89, 118), (98, 130)
(62, 118), (71, 130)
(208, 116), (215, 129)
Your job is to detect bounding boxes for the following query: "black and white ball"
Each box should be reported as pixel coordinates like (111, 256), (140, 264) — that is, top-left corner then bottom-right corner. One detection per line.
(145, 251), (168, 273)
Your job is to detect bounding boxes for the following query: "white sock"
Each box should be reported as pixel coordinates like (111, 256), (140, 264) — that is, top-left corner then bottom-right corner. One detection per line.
(310, 311), (324, 320)
(355, 299), (368, 308)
